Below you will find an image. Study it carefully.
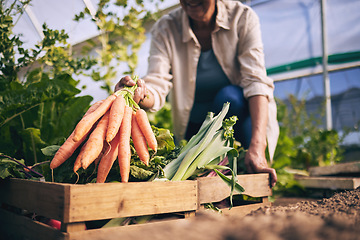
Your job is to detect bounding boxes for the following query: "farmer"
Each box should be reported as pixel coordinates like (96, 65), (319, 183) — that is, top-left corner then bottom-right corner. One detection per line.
(115, 0), (279, 187)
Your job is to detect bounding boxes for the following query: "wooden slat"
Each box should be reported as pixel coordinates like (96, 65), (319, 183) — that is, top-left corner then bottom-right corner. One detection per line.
(65, 180), (198, 222)
(309, 161), (360, 176)
(198, 173), (272, 204)
(296, 176), (360, 190)
(220, 198), (271, 217)
(61, 222), (86, 233)
(0, 178), (67, 221)
(68, 219), (189, 240)
(0, 208), (66, 240)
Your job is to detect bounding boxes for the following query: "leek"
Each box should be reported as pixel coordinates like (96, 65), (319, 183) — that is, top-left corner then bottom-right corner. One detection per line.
(161, 102), (245, 208)
(180, 130), (232, 180)
(162, 112), (216, 179)
(169, 103), (230, 181)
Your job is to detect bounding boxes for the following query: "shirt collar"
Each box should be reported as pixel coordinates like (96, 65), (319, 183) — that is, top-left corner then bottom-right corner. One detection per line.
(215, 0), (231, 31)
(182, 0), (230, 43)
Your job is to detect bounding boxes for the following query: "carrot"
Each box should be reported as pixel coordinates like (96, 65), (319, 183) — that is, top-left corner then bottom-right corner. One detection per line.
(131, 111), (150, 165)
(95, 144), (110, 167)
(50, 100), (104, 170)
(96, 131), (120, 183)
(135, 109), (157, 152)
(118, 105), (133, 183)
(81, 111), (110, 170)
(73, 142), (87, 173)
(106, 95), (125, 143)
(73, 94), (117, 142)
(73, 141), (107, 173)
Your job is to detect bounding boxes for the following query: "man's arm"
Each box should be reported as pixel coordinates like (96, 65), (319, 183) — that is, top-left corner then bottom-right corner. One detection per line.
(245, 95), (277, 188)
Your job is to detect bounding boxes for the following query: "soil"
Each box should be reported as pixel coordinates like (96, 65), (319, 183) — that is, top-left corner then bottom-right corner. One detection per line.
(126, 188), (360, 240)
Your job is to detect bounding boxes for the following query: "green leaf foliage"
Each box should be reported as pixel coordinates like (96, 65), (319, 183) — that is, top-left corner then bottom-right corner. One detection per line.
(271, 95), (347, 196)
(0, 69), (93, 166)
(0, 154), (43, 180)
(0, 158), (27, 179)
(0, 0), (97, 171)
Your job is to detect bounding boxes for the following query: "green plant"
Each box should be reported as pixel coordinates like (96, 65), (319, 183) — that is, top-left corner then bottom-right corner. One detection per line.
(0, 0), (95, 166)
(276, 95), (345, 169)
(74, 0), (164, 93)
(148, 101), (173, 131)
(271, 94), (346, 196)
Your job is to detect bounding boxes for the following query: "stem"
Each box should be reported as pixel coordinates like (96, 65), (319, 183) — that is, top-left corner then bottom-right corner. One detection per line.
(31, 160), (50, 169)
(0, 154), (44, 178)
(30, 131), (38, 164)
(0, 103), (41, 128)
(114, 75), (140, 110)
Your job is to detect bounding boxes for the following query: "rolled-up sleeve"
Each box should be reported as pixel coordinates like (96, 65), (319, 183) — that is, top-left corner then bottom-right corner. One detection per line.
(143, 21), (173, 112)
(237, 9), (274, 100)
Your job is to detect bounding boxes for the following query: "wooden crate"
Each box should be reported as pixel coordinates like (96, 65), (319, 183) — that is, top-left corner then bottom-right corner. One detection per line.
(0, 173), (271, 240)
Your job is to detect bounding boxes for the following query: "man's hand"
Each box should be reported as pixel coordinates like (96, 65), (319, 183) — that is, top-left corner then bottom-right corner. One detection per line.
(244, 143), (277, 188)
(114, 76), (154, 110)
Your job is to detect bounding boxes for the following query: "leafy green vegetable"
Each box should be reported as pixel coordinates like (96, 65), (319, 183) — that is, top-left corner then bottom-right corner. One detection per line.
(160, 103), (245, 208)
(0, 154), (44, 180)
(0, 158), (27, 179)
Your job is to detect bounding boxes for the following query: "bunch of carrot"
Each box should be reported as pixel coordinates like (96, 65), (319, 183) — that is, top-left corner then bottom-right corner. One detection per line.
(49, 78), (157, 183)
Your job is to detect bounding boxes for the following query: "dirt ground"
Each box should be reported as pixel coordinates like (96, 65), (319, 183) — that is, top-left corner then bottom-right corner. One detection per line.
(126, 188), (360, 240)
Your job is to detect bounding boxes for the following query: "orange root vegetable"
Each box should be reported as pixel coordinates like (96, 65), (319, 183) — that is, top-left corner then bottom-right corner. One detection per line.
(131, 111), (150, 165)
(81, 111), (110, 170)
(73, 142), (87, 173)
(135, 109), (157, 152)
(106, 95), (125, 143)
(50, 100), (104, 170)
(95, 144), (110, 167)
(96, 132), (120, 183)
(118, 105), (133, 183)
(73, 94), (117, 142)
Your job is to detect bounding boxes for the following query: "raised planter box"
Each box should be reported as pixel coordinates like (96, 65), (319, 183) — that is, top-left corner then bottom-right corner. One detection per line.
(0, 173), (271, 240)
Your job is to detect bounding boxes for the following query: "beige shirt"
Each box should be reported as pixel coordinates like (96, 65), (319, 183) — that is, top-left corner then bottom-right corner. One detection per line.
(143, 0), (279, 159)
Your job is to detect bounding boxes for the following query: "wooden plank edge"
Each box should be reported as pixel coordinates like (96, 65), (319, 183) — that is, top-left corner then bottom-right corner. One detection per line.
(220, 198), (271, 218)
(198, 173), (272, 204)
(309, 161), (360, 176)
(68, 218), (190, 240)
(295, 176), (360, 190)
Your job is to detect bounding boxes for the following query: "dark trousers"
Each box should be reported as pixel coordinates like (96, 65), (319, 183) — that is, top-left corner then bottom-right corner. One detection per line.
(185, 85), (252, 148)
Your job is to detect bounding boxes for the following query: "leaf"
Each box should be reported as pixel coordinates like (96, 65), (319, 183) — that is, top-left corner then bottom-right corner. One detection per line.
(205, 164), (245, 209)
(205, 166), (245, 193)
(0, 72), (80, 120)
(19, 127), (47, 165)
(0, 157), (27, 180)
(41, 145), (60, 157)
(25, 68), (43, 85)
(130, 165), (154, 181)
(55, 96), (93, 137)
(153, 127), (175, 155)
